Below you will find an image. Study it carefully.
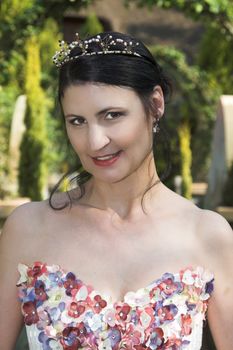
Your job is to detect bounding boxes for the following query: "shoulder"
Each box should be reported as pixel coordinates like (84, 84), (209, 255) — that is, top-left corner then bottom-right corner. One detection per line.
(2, 200), (48, 234)
(197, 210), (233, 347)
(197, 208), (233, 247)
(196, 208), (233, 276)
(0, 200), (50, 262)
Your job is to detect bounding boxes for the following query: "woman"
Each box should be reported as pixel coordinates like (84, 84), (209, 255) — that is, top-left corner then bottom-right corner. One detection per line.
(0, 31), (232, 350)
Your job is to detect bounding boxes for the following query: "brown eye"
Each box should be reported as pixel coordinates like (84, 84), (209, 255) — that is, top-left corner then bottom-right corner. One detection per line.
(69, 117), (86, 126)
(105, 112), (124, 120)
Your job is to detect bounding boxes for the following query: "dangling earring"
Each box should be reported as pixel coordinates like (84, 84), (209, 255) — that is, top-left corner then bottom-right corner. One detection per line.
(153, 117), (160, 133)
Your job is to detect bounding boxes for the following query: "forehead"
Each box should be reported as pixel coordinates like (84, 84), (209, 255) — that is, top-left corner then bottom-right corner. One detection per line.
(61, 83), (141, 110)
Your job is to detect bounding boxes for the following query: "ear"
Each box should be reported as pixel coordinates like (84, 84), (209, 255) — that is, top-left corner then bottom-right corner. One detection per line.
(151, 85), (165, 119)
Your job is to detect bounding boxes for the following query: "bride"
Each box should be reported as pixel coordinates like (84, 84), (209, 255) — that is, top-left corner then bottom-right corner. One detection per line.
(0, 31), (232, 350)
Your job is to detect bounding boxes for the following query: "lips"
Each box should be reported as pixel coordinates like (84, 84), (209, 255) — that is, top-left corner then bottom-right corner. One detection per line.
(92, 151), (121, 160)
(92, 151), (122, 167)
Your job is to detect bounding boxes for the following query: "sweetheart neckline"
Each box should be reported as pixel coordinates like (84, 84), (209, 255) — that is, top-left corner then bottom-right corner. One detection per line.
(18, 261), (213, 305)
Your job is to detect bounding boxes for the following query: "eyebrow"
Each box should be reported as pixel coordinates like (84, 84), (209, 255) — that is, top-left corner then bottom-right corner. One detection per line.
(65, 106), (126, 119)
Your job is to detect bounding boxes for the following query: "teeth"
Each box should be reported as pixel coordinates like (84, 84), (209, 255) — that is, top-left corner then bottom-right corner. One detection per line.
(95, 152), (119, 160)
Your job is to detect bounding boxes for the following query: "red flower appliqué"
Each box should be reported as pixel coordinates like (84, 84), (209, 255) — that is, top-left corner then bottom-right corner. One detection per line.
(116, 304), (131, 321)
(181, 314), (192, 336)
(68, 301), (85, 318)
(60, 326), (82, 350)
(91, 294), (107, 313)
(22, 301), (39, 325)
(28, 262), (47, 279)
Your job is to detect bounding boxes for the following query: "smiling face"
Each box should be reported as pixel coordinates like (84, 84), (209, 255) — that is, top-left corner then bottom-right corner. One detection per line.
(61, 83), (157, 183)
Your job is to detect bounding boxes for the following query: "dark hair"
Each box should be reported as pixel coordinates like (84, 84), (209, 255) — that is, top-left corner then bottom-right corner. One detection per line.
(49, 31), (172, 212)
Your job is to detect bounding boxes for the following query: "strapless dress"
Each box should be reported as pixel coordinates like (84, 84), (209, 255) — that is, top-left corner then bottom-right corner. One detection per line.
(16, 262), (214, 350)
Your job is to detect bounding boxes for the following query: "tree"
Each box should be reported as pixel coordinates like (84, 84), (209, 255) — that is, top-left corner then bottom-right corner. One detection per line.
(125, 0), (233, 94)
(124, 0), (233, 36)
(198, 25), (233, 93)
(18, 36), (47, 200)
(149, 45), (217, 197)
(80, 11), (104, 37)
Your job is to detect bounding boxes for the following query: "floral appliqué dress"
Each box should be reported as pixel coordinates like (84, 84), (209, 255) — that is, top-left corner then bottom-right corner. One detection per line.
(17, 262), (214, 350)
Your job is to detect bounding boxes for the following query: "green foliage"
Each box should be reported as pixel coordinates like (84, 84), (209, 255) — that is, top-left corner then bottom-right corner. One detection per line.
(18, 36), (47, 200)
(178, 121), (192, 198)
(0, 0), (95, 87)
(38, 18), (61, 91)
(222, 161), (233, 206)
(80, 11), (104, 37)
(0, 85), (18, 198)
(124, 0), (233, 36)
(198, 25), (233, 94)
(149, 45), (218, 185)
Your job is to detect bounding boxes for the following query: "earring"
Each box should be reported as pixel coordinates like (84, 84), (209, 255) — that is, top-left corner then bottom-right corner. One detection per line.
(153, 117), (160, 133)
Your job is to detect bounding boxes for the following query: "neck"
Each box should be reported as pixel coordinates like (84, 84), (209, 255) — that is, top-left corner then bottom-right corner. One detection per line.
(83, 152), (162, 222)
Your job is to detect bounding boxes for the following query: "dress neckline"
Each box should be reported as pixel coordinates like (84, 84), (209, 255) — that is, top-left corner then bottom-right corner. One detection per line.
(17, 261), (214, 306)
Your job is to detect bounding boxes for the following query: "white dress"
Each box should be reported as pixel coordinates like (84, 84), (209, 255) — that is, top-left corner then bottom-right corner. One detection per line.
(17, 262), (214, 350)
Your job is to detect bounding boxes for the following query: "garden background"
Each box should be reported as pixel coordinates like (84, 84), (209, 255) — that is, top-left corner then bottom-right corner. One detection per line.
(0, 0), (233, 349)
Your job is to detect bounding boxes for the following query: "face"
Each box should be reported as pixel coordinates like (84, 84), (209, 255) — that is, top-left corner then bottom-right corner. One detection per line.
(61, 83), (156, 183)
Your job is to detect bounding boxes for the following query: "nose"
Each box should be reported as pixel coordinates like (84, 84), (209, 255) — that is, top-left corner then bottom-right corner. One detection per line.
(87, 124), (110, 153)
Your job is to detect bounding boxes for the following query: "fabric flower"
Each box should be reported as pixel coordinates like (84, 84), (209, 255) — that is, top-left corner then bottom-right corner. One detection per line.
(157, 304), (178, 324)
(181, 314), (192, 336)
(181, 269), (195, 286)
(103, 308), (117, 327)
(37, 309), (51, 330)
(116, 303), (131, 321)
(89, 294), (108, 314)
(88, 313), (103, 332)
(47, 287), (66, 307)
(28, 261), (47, 279)
(121, 323), (142, 346)
(16, 262), (214, 350)
(138, 307), (154, 328)
(35, 280), (48, 304)
(146, 327), (164, 349)
(107, 327), (121, 347)
(48, 271), (63, 288)
(73, 284), (89, 301)
(157, 273), (183, 298)
(98, 337), (112, 350)
(68, 301), (85, 318)
(60, 326), (82, 350)
(22, 301), (39, 325)
(63, 272), (81, 296)
(17, 263), (29, 285)
(124, 289), (150, 307)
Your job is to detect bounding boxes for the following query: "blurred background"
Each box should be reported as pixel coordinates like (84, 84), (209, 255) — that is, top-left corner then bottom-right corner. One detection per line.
(0, 0), (233, 349)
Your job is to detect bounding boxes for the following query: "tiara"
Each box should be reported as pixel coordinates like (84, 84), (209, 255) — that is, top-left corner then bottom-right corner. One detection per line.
(52, 33), (142, 68)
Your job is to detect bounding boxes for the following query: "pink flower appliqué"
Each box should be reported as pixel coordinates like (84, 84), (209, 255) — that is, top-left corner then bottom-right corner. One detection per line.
(28, 261), (47, 280)
(68, 301), (85, 318)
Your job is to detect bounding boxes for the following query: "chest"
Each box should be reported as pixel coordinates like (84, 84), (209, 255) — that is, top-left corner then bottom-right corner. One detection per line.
(34, 212), (201, 302)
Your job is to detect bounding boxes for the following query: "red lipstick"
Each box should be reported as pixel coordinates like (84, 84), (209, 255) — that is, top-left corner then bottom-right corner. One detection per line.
(92, 151), (122, 167)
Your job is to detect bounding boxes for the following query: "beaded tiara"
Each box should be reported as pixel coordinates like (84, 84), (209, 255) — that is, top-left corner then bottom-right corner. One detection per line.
(52, 33), (142, 68)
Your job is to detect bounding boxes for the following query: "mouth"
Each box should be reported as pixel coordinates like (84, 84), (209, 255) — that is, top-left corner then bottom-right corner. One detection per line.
(92, 151), (122, 160)
(92, 151), (122, 166)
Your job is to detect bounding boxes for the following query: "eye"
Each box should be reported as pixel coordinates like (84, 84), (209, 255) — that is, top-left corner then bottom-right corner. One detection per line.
(105, 111), (124, 120)
(68, 117), (86, 126)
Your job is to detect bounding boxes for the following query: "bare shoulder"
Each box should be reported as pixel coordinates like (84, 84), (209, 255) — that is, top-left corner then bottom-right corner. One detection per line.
(196, 208), (233, 273)
(197, 211), (233, 348)
(2, 199), (48, 235)
(0, 200), (55, 348)
(197, 208), (233, 244)
(0, 200), (50, 263)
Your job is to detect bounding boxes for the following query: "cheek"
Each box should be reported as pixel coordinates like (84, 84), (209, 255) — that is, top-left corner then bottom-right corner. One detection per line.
(66, 128), (83, 153)
(118, 118), (151, 149)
